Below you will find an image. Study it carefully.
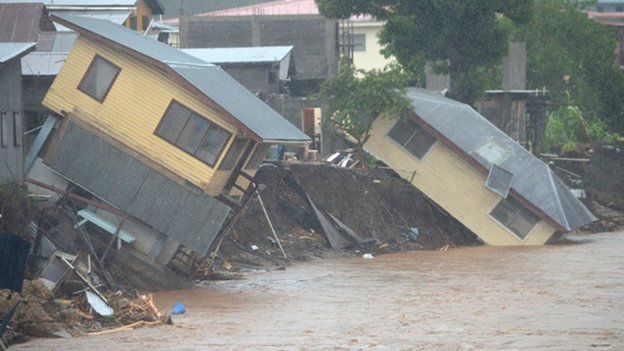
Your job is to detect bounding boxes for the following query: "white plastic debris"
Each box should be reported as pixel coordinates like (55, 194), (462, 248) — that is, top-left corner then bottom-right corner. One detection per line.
(251, 245), (259, 251)
(362, 253), (374, 260)
(85, 291), (114, 317)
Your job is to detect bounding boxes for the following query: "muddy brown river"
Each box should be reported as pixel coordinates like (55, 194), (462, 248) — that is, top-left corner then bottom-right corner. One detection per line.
(15, 232), (624, 350)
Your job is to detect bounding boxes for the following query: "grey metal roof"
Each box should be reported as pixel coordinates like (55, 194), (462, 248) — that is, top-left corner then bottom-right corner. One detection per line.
(182, 46), (293, 65)
(52, 13), (310, 143)
(51, 10), (131, 30)
(0, 42), (36, 64)
(49, 122), (231, 255)
(0, 0), (163, 14)
(22, 52), (69, 75)
(406, 88), (596, 231)
(36, 31), (78, 52)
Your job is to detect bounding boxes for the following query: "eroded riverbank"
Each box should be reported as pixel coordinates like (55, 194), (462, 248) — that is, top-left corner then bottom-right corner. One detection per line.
(15, 232), (624, 350)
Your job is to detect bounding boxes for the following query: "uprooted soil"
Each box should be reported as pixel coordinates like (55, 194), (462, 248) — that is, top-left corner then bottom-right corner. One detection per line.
(214, 163), (480, 272)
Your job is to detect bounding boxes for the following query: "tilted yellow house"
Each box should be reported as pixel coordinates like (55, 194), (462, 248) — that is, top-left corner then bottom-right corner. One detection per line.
(365, 88), (596, 246)
(36, 14), (309, 258)
(0, 0), (165, 32)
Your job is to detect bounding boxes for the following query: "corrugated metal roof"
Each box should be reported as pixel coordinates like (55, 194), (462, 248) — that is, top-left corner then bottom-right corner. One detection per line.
(50, 10), (131, 30)
(0, 0), (138, 7)
(0, 42), (36, 63)
(194, 0), (373, 21)
(0, 3), (45, 42)
(49, 122), (231, 255)
(52, 13), (310, 143)
(0, 0), (163, 14)
(21, 52), (69, 75)
(182, 46), (293, 64)
(405, 88), (596, 231)
(199, 0), (319, 17)
(36, 31), (78, 52)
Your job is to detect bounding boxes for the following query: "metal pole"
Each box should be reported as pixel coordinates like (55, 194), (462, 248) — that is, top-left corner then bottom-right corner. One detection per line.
(256, 189), (287, 259)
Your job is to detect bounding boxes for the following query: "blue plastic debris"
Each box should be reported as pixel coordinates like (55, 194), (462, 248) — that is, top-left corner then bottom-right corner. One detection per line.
(171, 301), (186, 315)
(407, 227), (420, 242)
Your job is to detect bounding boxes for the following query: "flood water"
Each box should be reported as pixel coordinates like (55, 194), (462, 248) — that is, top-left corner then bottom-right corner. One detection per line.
(16, 231), (624, 350)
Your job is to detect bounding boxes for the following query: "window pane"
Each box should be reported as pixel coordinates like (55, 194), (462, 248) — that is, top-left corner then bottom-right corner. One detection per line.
(508, 208), (539, 239)
(195, 124), (231, 166)
(218, 137), (248, 171)
(245, 144), (270, 170)
(388, 120), (415, 146)
(177, 114), (209, 154)
(79, 56), (120, 102)
(156, 102), (192, 144)
(404, 126), (436, 159)
(490, 197), (520, 226)
(353, 33), (366, 52)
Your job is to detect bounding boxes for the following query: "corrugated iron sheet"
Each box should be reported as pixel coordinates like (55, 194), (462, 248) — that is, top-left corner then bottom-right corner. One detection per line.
(0, 3), (44, 43)
(36, 32), (78, 52)
(405, 88), (596, 231)
(21, 52), (69, 75)
(52, 13), (310, 144)
(49, 122), (231, 255)
(0, 42), (35, 64)
(182, 46), (293, 65)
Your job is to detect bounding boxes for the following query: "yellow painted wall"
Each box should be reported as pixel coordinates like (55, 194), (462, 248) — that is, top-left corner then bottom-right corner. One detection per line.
(351, 22), (394, 71)
(124, 0), (154, 32)
(364, 116), (558, 246)
(43, 37), (239, 195)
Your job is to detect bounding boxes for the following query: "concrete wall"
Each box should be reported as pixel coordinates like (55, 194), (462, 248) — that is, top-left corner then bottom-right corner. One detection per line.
(222, 65), (281, 97)
(351, 22), (394, 71)
(0, 58), (25, 185)
(181, 15), (338, 81)
(364, 116), (558, 246)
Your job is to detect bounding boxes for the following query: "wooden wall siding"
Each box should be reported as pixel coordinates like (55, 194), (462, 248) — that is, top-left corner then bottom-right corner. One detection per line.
(43, 37), (238, 192)
(365, 116), (557, 246)
(0, 59), (24, 185)
(124, 0), (154, 32)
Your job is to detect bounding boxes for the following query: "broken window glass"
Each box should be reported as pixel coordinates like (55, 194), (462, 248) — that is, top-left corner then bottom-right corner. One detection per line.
(78, 55), (120, 102)
(388, 119), (436, 159)
(490, 197), (539, 239)
(155, 101), (231, 167)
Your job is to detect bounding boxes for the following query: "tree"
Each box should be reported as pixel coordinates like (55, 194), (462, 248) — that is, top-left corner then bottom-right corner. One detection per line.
(516, 0), (624, 134)
(317, 0), (533, 105)
(318, 64), (411, 169)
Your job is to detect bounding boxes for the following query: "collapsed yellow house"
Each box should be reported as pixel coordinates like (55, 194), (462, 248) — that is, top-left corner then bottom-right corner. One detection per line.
(32, 14), (309, 261)
(365, 88), (596, 246)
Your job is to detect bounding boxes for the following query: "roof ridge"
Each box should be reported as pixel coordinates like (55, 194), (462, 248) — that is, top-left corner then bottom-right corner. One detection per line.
(546, 164), (570, 230)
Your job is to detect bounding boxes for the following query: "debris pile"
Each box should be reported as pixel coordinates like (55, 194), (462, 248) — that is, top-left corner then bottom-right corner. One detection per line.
(213, 163), (481, 272)
(0, 280), (166, 347)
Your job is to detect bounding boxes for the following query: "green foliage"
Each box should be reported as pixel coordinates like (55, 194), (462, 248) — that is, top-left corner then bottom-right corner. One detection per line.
(544, 92), (621, 152)
(318, 63), (411, 146)
(316, 0), (533, 105)
(515, 0), (624, 133)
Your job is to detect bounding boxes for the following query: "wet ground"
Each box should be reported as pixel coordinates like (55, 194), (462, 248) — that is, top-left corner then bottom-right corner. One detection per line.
(16, 231), (624, 350)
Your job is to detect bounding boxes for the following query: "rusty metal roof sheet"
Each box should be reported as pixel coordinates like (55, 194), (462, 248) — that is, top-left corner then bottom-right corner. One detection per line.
(0, 3), (45, 42)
